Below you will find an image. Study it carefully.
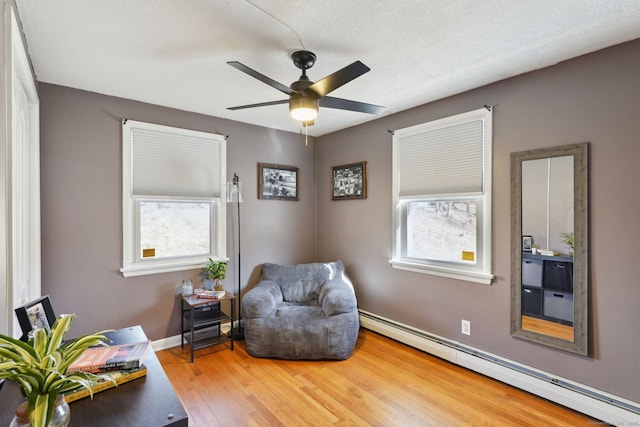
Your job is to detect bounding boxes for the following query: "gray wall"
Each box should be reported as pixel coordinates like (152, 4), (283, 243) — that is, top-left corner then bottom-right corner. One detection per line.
(39, 84), (317, 342)
(315, 39), (640, 403)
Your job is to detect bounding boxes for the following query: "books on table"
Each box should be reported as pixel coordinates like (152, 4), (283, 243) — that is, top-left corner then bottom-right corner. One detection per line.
(64, 331), (151, 402)
(67, 340), (150, 373)
(64, 364), (147, 403)
(537, 249), (560, 256)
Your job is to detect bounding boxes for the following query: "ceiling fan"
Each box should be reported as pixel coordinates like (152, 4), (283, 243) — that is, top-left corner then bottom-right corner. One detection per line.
(227, 50), (384, 125)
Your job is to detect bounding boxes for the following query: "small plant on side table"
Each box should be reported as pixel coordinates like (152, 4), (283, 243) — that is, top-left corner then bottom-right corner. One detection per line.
(206, 257), (229, 293)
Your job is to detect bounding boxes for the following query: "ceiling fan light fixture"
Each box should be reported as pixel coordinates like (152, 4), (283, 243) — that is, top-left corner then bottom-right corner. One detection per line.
(289, 96), (318, 121)
(228, 51), (384, 124)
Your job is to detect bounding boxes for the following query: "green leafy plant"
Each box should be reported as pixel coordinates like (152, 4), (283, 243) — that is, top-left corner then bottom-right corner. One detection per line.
(561, 232), (574, 251)
(0, 314), (113, 427)
(205, 257), (228, 290)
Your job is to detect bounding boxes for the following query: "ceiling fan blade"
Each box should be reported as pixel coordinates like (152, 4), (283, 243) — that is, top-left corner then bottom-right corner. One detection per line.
(227, 99), (288, 111)
(319, 96), (385, 115)
(227, 61), (295, 95)
(308, 61), (370, 97)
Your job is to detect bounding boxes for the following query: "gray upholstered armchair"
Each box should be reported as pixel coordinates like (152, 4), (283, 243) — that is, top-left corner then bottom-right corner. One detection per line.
(241, 261), (359, 360)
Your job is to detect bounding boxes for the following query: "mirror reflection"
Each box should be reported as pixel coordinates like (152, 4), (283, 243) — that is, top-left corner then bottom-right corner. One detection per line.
(521, 156), (574, 339)
(522, 156), (574, 254)
(511, 143), (588, 355)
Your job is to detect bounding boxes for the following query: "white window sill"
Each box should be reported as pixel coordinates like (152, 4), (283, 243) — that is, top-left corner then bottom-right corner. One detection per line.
(121, 259), (206, 278)
(389, 259), (494, 285)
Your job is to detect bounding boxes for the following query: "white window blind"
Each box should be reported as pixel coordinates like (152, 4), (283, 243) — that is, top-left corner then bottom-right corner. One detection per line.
(397, 115), (485, 197)
(131, 127), (222, 198)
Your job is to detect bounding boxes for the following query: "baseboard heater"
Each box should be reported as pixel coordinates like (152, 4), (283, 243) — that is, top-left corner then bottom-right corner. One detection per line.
(359, 310), (640, 424)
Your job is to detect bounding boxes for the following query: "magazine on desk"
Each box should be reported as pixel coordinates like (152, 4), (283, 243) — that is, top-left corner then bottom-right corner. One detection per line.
(67, 340), (150, 373)
(64, 364), (148, 403)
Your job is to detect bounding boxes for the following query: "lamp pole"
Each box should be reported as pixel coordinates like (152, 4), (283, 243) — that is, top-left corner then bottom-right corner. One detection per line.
(229, 173), (244, 340)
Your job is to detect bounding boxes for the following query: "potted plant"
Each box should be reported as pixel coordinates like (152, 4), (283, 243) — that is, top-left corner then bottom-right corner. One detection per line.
(205, 257), (228, 297)
(561, 232), (574, 255)
(0, 314), (113, 427)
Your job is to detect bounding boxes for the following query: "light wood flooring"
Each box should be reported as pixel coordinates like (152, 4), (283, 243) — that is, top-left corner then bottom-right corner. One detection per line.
(522, 315), (574, 341)
(156, 328), (601, 426)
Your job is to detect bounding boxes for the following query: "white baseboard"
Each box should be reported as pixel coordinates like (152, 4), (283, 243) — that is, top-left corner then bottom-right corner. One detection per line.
(151, 334), (182, 352)
(359, 310), (640, 424)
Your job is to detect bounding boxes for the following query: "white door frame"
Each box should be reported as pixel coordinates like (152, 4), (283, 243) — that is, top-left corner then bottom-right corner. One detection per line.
(1, 4), (40, 337)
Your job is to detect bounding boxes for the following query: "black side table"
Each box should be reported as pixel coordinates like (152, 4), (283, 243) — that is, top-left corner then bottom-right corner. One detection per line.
(181, 292), (235, 362)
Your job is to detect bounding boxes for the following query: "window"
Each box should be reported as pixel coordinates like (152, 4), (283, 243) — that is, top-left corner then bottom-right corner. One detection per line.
(390, 108), (494, 284)
(121, 120), (226, 277)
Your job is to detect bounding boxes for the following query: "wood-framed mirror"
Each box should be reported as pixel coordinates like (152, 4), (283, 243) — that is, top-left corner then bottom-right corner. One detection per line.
(510, 142), (588, 355)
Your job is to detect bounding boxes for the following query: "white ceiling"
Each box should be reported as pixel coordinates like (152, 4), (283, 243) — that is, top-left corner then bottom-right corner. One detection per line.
(14, 0), (640, 137)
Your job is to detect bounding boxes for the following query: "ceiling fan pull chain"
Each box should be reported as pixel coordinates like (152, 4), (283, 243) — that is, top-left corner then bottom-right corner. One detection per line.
(299, 122), (309, 146)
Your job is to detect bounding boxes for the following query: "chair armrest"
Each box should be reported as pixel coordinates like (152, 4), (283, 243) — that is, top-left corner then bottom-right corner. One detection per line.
(320, 280), (357, 317)
(242, 280), (283, 319)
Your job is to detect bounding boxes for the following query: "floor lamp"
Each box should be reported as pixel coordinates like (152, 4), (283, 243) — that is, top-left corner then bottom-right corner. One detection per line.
(227, 173), (244, 340)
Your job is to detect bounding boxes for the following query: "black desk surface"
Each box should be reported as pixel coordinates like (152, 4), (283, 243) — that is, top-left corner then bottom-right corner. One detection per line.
(0, 326), (188, 427)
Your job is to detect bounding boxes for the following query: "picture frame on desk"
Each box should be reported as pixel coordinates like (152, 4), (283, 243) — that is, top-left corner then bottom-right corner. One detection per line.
(14, 295), (57, 341)
(522, 235), (533, 252)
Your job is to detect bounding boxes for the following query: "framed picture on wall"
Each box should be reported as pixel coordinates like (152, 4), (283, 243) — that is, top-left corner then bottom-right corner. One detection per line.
(522, 235), (533, 252)
(258, 163), (299, 200)
(14, 295), (57, 341)
(331, 161), (367, 200)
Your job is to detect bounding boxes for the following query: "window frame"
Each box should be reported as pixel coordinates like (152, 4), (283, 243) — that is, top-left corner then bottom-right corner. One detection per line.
(390, 108), (494, 285)
(121, 120), (227, 277)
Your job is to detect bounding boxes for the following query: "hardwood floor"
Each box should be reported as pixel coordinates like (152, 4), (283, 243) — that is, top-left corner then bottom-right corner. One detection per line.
(156, 329), (600, 426)
(522, 315), (574, 341)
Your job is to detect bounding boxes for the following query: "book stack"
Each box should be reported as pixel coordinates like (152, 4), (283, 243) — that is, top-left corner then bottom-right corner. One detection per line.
(67, 341), (150, 373)
(538, 249), (560, 256)
(64, 340), (150, 403)
(194, 288), (219, 299)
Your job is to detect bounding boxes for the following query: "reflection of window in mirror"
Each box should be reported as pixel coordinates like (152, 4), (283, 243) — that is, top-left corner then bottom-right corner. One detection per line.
(522, 156), (573, 254)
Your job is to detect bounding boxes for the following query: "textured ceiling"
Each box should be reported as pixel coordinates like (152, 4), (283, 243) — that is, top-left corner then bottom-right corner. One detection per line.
(14, 0), (640, 137)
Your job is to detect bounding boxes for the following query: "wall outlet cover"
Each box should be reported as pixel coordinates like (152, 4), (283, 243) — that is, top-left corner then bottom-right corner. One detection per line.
(461, 319), (471, 336)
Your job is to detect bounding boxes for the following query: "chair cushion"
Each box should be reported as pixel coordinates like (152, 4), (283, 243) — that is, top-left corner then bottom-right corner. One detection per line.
(279, 280), (325, 302)
(262, 262), (344, 303)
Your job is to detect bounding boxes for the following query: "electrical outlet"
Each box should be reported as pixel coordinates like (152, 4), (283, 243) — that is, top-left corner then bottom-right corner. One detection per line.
(461, 319), (471, 336)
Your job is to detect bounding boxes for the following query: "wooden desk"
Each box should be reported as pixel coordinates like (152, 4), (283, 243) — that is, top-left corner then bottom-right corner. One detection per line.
(0, 326), (188, 427)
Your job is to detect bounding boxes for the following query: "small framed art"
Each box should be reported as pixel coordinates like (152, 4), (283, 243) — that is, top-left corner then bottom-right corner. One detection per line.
(331, 161), (367, 200)
(14, 295), (57, 341)
(258, 163), (299, 200)
(522, 235), (533, 252)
